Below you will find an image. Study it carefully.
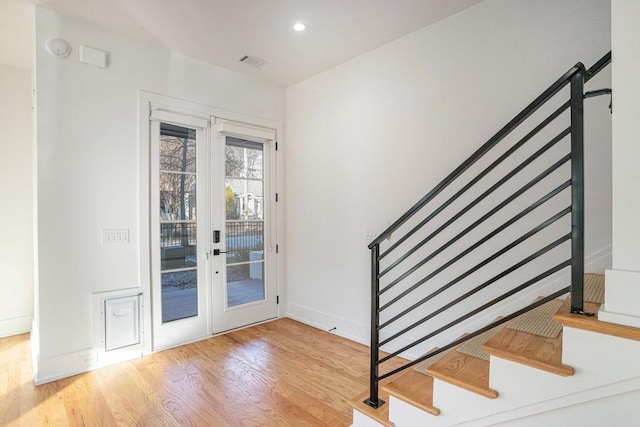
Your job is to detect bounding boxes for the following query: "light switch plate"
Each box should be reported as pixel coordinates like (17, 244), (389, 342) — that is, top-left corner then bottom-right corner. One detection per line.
(102, 229), (129, 244)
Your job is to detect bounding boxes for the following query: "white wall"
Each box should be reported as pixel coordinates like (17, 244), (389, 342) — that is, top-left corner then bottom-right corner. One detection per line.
(285, 0), (612, 352)
(601, 0), (640, 326)
(0, 64), (33, 338)
(34, 7), (284, 382)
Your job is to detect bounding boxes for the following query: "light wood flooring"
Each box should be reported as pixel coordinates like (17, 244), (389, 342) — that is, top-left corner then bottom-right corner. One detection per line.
(0, 318), (404, 427)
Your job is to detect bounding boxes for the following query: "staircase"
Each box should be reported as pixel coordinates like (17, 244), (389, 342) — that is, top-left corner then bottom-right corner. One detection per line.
(350, 52), (640, 425)
(350, 274), (640, 426)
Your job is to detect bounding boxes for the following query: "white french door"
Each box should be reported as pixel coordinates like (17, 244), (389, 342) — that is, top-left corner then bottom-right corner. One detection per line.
(150, 111), (211, 350)
(210, 119), (278, 333)
(149, 109), (278, 350)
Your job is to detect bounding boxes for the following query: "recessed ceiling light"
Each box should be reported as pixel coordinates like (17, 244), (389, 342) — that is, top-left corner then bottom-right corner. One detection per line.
(293, 22), (306, 32)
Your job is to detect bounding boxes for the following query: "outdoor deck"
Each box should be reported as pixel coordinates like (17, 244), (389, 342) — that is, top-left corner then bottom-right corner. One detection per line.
(162, 279), (265, 322)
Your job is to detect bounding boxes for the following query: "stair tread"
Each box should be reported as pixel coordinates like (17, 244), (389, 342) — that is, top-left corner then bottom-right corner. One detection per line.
(382, 369), (441, 416)
(584, 273), (605, 303)
(349, 390), (393, 427)
(426, 344), (498, 399)
(554, 299), (640, 342)
(349, 352), (410, 426)
(351, 273), (638, 427)
(482, 298), (574, 376)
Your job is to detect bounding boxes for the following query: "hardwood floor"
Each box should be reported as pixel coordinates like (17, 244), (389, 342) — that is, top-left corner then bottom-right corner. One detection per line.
(0, 318), (402, 426)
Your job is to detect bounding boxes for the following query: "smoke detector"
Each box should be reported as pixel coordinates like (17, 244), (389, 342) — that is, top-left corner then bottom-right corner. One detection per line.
(45, 38), (71, 58)
(239, 55), (266, 68)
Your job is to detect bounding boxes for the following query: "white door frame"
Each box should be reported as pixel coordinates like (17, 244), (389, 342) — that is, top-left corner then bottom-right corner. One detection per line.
(149, 112), (211, 351)
(138, 91), (283, 353)
(211, 119), (278, 333)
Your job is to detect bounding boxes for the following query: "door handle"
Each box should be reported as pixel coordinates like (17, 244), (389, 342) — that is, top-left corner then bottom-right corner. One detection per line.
(213, 249), (227, 256)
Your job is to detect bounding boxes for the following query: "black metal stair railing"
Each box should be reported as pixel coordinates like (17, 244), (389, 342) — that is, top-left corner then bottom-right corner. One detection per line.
(365, 51), (612, 408)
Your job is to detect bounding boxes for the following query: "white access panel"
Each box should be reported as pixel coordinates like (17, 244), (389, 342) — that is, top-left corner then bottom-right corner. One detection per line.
(105, 294), (141, 351)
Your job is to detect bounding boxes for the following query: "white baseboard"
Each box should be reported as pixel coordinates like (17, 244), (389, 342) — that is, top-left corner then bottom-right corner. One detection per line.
(452, 376), (640, 426)
(286, 245), (613, 362)
(30, 318), (39, 381)
(34, 348), (98, 385)
(34, 347), (143, 385)
(286, 302), (370, 346)
(286, 303), (424, 359)
(0, 315), (32, 338)
(584, 244), (612, 273)
(598, 303), (640, 328)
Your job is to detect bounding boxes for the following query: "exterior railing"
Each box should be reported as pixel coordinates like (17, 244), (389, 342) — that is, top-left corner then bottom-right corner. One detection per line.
(161, 222), (196, 248)
(159, 220), (263, 250)
(226, 220), (264, 252)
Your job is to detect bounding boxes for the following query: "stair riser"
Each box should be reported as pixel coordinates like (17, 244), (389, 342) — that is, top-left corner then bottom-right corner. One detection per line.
(462, 377), (640, 426)
(431, 379), (499, 425)
(353, 270), (640, 427)
(490, 357), (580, 408)
(488, 327), (640, 412)
(562, 327), (640, 382)
(384, 364), (502, 425)
(352, 409), (389, 427)
(383, 327), (640, 426)
(388, 361), (640, 427)
(388, 395), (436, 427)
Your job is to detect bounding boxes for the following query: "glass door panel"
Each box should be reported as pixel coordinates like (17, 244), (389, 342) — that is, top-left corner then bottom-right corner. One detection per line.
(212, 123), (277, 334)
(150, 116), (209, 351)
(225, 138), (265, 307)
(159, 123), (199, 322)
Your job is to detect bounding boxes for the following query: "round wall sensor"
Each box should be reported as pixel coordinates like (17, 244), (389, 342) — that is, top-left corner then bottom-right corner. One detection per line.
(45, 38), (71, 58)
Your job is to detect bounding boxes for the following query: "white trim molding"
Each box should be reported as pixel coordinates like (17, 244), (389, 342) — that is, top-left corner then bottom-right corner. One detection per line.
(599, 268), (640, 327)
(0, 315), (32, 338)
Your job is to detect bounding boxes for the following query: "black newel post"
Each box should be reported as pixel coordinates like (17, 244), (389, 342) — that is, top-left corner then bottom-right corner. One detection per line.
(570, 69), (585, 313)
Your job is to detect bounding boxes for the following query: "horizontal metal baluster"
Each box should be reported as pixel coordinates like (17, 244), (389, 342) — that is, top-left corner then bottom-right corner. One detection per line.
(369, 63), (584, 249)
(380, 221), (570, 345)
(370, 51), (611, 395)
(379, 127), (570, 287)
(380, 153), (570, 300)
(378, 284), (570, 377)
(379, 265), (571, 364)
(379, 100), (570, 261)
(380, 215), (570, 331)
(379, 179), (569, 305)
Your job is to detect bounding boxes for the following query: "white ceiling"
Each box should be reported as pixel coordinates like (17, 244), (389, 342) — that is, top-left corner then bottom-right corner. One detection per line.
(1, 0), (484, 86)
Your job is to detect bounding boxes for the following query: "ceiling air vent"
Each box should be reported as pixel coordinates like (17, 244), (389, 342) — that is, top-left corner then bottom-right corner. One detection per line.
(239, 55), (266, 68)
